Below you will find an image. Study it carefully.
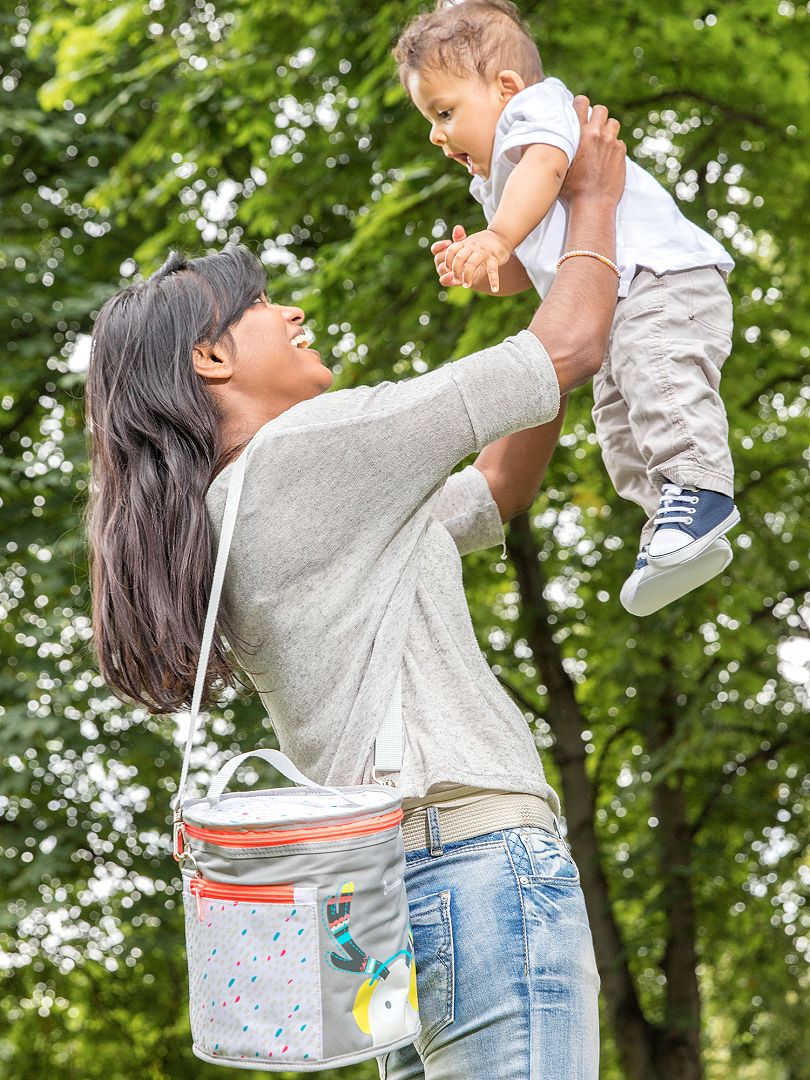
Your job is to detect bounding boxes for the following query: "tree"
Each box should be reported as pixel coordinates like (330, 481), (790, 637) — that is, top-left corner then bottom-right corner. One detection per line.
(1, 2), (808, 1077)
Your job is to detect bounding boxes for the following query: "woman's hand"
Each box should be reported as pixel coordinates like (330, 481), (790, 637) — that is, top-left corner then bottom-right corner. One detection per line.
(560, 96), (626, 208)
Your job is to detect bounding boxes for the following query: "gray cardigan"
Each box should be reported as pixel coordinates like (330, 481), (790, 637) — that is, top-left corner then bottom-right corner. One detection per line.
(205, 330), (562, 815)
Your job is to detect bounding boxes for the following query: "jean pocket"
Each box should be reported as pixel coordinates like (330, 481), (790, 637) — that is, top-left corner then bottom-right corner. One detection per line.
(521, 831), (581, 885)
(408, 890), (455, 1053)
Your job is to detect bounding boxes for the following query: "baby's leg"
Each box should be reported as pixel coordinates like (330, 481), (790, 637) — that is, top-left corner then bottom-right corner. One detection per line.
(609, 267), (735, 496)
(592, 349), (660, 549)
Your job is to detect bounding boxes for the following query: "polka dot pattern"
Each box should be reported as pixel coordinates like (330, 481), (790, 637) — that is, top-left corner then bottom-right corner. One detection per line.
(184, 882), (322, 1063)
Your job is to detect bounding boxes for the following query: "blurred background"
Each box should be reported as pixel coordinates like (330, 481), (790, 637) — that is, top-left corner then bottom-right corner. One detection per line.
(0, 2), (808, 1077)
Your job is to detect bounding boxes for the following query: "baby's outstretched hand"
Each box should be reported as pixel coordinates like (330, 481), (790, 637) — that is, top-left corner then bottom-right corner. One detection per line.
(431, 227), (464, 288)
(431, 224), (476, 288)
(443, 227), (512, 292)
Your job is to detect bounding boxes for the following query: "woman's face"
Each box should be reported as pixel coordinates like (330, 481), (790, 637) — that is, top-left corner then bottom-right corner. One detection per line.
(195, 293), (334, 434)
(230, 293), (334, 404)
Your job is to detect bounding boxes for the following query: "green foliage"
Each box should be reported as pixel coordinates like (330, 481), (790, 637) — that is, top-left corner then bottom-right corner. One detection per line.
(1, 2), (808, 1077)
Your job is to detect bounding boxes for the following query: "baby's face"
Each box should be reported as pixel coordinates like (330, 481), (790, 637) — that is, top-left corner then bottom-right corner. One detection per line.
(407, 68), (505, 180)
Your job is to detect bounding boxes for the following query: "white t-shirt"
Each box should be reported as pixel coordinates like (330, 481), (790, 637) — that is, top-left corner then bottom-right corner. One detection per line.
(470, 77), (734, 298)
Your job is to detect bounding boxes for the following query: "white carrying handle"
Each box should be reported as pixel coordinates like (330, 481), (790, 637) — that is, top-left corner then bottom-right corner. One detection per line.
(206, 748), (355, 804)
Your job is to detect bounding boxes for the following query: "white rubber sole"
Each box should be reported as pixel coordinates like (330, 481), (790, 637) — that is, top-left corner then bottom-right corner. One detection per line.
(620, 536), (733, 617)
(647, 507), (740, 567)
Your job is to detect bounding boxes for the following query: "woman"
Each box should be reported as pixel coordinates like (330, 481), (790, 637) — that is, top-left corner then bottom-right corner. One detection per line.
(87, 99), (625, 1079)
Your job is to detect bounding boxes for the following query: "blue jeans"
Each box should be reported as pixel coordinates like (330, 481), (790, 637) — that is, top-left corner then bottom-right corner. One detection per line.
(378, 815), (600, 1079)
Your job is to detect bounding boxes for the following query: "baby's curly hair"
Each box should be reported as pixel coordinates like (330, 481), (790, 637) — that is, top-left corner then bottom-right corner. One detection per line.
(393, 0), (543, 90)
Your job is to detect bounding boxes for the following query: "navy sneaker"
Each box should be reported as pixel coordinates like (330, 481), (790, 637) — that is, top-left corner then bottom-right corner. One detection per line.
(647, 483), (740, 567)
(621, 536), (733, 616)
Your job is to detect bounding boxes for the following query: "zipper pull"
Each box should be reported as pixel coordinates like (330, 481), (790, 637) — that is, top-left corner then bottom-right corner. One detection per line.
(173, 817), (186, 862)
(190, 877), (204, 922)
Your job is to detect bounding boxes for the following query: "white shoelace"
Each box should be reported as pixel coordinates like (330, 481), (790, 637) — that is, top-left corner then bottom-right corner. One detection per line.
(653, 483), (699, 527)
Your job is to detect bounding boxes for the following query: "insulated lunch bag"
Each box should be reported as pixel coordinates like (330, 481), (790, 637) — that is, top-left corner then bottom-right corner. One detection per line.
(172, 446), (420, 1070)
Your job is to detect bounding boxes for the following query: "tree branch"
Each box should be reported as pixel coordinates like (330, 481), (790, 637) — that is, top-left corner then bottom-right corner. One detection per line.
(738, 370), (808, 412)
(751, 586), (810, 628)
(592, 719), (637, 795)
(622, 90), (773, 130)
(690, 735), (792, 838)
(736, 459), (802, 499)
(679, 128), (727, 178)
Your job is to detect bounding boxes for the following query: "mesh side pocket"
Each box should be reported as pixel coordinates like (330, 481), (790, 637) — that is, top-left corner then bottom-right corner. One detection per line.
(184, 879), (323, 1066)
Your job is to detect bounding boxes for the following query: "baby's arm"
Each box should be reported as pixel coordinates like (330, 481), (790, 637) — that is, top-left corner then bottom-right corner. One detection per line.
(490, 144), (569, 249)
(445, 144), (570, 291)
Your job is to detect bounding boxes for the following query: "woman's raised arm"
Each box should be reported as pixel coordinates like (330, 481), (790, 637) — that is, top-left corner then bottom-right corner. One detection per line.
(472, 97), (625, 521)
(528, 97), (626, 393)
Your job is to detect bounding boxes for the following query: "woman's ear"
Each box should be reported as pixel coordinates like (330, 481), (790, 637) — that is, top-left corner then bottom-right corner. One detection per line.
(192, 344), (233, 382)
(496, 69), (525, 103)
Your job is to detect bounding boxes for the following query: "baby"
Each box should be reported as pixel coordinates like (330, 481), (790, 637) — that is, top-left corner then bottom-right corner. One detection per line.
(393, 0), (740, 617)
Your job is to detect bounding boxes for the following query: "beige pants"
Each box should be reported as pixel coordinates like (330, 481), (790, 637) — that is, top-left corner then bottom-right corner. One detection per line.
(592, 266), (735, 548)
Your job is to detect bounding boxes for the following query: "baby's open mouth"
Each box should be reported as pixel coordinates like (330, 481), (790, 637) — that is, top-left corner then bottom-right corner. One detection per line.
(448, 151), (473, 174)
(291, 331), (312, 350)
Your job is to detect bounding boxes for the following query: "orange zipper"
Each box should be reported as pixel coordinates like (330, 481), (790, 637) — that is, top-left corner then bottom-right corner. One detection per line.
(189, 877), (296, 921)
(180, 807), (402, 853)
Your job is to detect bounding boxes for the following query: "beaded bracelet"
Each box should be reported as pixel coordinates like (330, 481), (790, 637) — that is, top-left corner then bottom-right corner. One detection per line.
(556, 249), (621, 279)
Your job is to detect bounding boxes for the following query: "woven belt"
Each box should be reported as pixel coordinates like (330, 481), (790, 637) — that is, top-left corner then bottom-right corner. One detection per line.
(401, 793), (558, 853)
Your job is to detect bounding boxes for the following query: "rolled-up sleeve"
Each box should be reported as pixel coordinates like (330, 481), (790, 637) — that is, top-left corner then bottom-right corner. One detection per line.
(432, 465), (505, 556)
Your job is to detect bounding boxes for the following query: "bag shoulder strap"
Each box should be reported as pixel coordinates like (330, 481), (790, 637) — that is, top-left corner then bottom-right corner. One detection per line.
(373, 670), (403, 778)
(173, 447), (403, 814)
(174, 448), (248, 814)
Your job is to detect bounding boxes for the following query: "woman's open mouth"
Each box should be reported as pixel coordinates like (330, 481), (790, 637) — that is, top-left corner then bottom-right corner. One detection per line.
(291, 330), (314, 351)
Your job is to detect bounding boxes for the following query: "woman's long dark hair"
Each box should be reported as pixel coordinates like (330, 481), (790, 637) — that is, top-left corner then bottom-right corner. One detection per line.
(85, 244), (265, 713)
